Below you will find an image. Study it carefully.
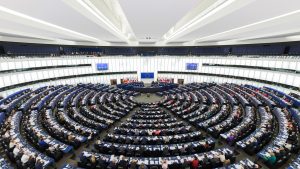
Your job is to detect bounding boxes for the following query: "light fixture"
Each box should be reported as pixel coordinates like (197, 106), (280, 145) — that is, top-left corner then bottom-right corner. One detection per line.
(286, 34), (300, 41)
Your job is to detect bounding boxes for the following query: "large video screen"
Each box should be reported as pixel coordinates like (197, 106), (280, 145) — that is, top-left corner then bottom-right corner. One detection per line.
(186, 63), (198, 70)
(96, 63), (108, 70)
(141, 72), (154, 79)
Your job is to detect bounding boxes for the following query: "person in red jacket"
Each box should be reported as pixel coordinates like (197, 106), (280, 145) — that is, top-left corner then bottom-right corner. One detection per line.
(191, 156), (199, 169)
(153, 130), (161, 136)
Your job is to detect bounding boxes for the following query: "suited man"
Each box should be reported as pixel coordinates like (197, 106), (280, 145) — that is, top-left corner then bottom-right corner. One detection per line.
(119, 146), (126, 155)
(98, 156), (107, 168)
(118, 155), (128, 169)
(107, 159), (118, 169)
(180, 145), (187, 155)
(35, 159), (44, 169)
(26, 155), (36, 168)
(126, 137), (132, 144)
(162, 146), (169, 156)
(201, 154), (211, 168)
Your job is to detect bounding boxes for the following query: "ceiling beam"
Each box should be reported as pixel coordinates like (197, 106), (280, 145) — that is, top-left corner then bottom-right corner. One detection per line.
(157, 0), (255, 45)
(62, 0), (138, 45)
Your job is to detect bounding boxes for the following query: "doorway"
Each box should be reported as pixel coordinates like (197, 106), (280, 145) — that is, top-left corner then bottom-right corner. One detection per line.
(110, 79), (117, 85)
(178, 79), (184, 85)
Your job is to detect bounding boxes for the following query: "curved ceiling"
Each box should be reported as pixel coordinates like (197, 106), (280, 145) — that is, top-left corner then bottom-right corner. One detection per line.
(0, 0), (299, 46)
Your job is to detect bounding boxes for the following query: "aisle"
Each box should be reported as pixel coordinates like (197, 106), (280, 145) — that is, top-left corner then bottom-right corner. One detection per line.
(57, 93), (265, 168)
(55, 107), (139, 168)
(160, 98), (271, 169)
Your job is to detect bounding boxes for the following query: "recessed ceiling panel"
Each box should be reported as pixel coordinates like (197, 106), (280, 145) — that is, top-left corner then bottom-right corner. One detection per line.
(119, 0), (199, 41)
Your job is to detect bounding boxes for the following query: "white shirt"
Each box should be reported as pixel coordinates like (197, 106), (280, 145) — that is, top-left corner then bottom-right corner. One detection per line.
(13, 147), (19, 156)
(21, 154), (29, 163)
(48, 146), (55, 152)
(9, 142), (15, 149)
(4, 132), (10, 139)
(219, 154), (226, 162)
(285, 143), (292, 150)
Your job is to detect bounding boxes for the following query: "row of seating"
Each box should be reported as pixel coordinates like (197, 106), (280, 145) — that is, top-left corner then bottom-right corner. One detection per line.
(218, 159), (260, 169)
(103, 131), (203, 145)
(220, 106), (256, 145)
(0, 156), (11, 169)
(79, 148), (236, 169)
(2, 111), (54, 168)
(157, 82), (300, 168)
(236, 107), (274, 155)
(288, 155), (300, 169)
(78, 102), (234, 168)
(0, 83), (139, 168)
(23, 110), (71, 160)
(0, 81), (299, 168)
(94, 138), (215, 157)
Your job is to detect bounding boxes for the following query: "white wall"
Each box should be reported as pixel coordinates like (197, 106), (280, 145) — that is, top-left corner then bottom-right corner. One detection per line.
(0, 55), (299, 96)
(158, 73), (295, 95)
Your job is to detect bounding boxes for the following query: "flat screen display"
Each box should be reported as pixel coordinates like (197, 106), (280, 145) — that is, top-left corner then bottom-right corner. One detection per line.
(186, 63), (198, 70)
(141, 72), (154, 79)
(96, 63), (108, 70)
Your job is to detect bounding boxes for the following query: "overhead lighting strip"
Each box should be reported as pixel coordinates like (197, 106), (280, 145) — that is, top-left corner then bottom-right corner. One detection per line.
(163, 0), (236, 42)
(77, 0), (133, 44)
(194, 9), (300, 43)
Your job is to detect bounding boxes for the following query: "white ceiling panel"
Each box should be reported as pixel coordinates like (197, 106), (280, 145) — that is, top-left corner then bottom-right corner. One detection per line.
(0, 18), (87, 41)
(177, 0), (300, 42)
(0, 0), (121, 42)
(119, 0), (199, 41)
(0, 0), (299, 46)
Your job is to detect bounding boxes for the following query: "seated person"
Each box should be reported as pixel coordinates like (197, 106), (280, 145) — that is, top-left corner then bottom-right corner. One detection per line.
(48, 145), (62, 160)
(267, 152), (277, 165)
(263, 151), (276, 165)
(21, 153), (30, 166)
(90, 154), (97, 168)
(9, 140), (16, 150)
(98, 156), (107, 168)
(38, 138), (49, 150)
(25, 154), (36, 168)
(108, 159), (118, 169)
(118, 155), (128, 169)
(227, 133), (236, 145)
(191, 156), (199, 169)
(139, 162), (148, 169)
(129, 159), (138, 169)
(181, 159), (190, 169)
(35, 159), (44, 169)
(162, 146), (169, 156)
